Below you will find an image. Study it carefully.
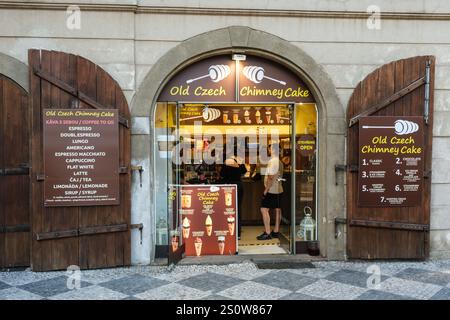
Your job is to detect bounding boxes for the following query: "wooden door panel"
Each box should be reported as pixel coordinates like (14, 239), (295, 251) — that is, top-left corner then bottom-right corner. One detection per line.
(346, 56), (434, 259)
(0, 75), (30, 268)
(29, 50), (131, 271)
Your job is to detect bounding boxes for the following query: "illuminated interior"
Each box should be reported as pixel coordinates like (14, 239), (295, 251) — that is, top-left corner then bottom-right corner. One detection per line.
(153, 102), (318, 256)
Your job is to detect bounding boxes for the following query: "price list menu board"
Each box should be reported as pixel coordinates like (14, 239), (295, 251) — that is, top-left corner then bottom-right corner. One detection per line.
(358, 116), (424, 207)
(43, 109), (120, 206)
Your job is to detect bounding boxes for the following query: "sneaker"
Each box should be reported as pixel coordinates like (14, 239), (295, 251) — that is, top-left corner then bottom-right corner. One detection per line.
(270, 231), (279, 238)
(256, 232), (272, 240)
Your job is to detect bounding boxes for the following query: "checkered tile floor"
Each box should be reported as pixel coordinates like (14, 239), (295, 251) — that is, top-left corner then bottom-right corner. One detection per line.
(1, 260), (450, 300)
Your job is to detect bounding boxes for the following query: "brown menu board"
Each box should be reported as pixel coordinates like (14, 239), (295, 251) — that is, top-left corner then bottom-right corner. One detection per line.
(179, 105), (291, 126)
(174, 185), (237, 256)
(358, 116), (424, 207)
(43, 109), (119, 206)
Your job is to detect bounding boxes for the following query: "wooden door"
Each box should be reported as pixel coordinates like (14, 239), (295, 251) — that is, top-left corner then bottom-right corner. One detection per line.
(0, 75), (30, 268)
(346, 56), (435, 259)
(29, 50), (131, 271)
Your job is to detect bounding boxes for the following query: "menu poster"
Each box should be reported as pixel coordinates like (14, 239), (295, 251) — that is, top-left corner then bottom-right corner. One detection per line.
(176, 185), (237, 256)
(43, 109), (120, 206)
(179, 105), (291, 126)
(358, 116), (424, 207)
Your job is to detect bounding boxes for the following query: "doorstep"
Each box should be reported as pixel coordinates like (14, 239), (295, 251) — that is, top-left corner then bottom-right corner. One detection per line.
(177, 254), (326, 266)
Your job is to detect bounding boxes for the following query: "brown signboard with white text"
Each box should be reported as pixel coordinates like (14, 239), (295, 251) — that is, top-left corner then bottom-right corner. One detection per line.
(358, 116), (424, 207)
(43, 109), (120, 206)
(158, 54), (315, 103)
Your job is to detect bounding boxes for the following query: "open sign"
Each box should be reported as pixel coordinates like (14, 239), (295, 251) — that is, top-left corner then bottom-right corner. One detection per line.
(297, 134), (316, 156)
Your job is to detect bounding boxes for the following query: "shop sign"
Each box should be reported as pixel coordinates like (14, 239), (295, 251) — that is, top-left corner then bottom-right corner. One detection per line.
(158, 54), (315, 103)
(172, 185), (237, 256)
(178, 105), (291, 125)
(43, 109), (120, 206)
(358, 116), (424, 207)
(158, 55), (236, 102)
(238, 55), (314, 103)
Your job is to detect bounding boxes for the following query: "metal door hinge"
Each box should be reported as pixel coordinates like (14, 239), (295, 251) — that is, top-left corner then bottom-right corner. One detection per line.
(334, 217), (347, 239)
(119, 166), (129, 174)
(334, 164), (358, 185)
(130, 223), (144, 244)
(36, 223), (128, 241)
(131, 165), (144, 187)
(0, 164), (29, 176)
(0, 224), (30, 234)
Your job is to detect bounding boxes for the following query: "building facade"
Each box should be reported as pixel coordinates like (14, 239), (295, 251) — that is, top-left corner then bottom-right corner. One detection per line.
(0, 0), (449, 269)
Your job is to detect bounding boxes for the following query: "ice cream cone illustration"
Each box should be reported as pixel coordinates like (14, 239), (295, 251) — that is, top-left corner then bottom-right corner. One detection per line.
(182, 217), (190, 239)
(255, 110), (261, 123)
(244, 110), (250, 124)
(227, 216), (235, 236)
(171, 235), (179, 252)
(194, 237), (202, 256)
(205, 215), (213, 236)
(218, 236), (225, 255)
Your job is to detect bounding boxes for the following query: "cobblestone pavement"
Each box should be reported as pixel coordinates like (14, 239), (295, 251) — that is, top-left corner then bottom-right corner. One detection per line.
(1, 260), (450, 300)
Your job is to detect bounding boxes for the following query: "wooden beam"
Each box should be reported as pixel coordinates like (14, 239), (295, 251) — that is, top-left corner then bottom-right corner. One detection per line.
(349, 76), (426, 127)
(349, 219), (429, 231)
(34, 68), (129, 128)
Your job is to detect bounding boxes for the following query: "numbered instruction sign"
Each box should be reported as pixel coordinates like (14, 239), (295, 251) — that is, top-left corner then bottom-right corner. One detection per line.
(358, 116), (424, 207)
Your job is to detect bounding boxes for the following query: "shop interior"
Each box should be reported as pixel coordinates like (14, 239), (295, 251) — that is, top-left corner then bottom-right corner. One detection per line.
(154, 102), (318, 256)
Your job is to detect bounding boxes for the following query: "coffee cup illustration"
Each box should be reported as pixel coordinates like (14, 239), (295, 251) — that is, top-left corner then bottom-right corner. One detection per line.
(266, 111), (272, 124)
(225, 192), (232, 206)
(181, 194), (191, 208)
(223, 111), (229, 124)
(244, 110), (251, 123)
(255, 110), (261, 124)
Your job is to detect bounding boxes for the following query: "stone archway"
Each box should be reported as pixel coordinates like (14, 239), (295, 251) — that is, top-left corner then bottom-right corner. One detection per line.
(0, 52), (29, 92)
(131, 26), (346, 263)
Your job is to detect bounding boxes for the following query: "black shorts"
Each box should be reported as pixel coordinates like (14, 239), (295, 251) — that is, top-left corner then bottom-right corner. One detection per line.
(261, 192), (283, 209)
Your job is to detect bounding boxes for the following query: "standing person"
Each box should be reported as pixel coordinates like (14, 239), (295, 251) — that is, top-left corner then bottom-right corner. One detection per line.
(220, 143), (247, 239)
(257, 143), (284, 240)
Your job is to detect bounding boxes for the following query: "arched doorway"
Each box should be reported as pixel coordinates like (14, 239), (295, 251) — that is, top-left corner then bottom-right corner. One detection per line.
(131, 26), (346, 263)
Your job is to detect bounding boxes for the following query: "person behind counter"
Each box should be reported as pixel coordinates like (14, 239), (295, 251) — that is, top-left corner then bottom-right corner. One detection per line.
(257, 143), (284, 240)
(220, 146), (247, 239)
